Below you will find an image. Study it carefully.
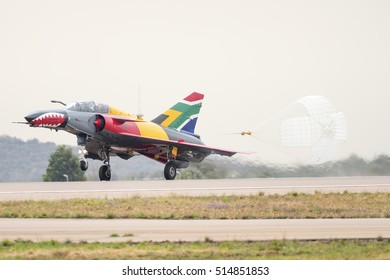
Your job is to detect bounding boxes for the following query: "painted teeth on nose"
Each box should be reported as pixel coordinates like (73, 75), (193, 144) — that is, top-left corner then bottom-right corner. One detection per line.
(31, 113), (66, 127)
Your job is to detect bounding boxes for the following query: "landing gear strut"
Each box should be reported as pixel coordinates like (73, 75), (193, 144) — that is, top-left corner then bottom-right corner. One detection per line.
(79, 147), (89, 171)
(164, 146), (178, 180)
(98, 147), (111, 181)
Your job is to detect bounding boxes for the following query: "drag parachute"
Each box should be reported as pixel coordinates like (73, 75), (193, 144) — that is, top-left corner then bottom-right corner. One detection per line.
(280, 96), (347, 164)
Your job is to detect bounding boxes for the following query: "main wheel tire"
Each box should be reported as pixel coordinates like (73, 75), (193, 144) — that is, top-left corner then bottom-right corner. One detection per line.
(164, 162), (177, 180)
(99, 165), (111, 181)
(80, 160), (88, 171)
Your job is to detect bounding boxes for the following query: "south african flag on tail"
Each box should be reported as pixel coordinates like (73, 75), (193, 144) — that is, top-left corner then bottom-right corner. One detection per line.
(152, 92), (204, 136)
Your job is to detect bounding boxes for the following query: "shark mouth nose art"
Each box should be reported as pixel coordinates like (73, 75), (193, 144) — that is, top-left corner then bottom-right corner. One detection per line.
(31, 113), (67, 127)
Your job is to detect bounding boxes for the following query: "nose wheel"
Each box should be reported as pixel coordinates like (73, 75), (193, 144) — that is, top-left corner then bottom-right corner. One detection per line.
(80, 159), (88, 171)
(79, 147), (89, 171)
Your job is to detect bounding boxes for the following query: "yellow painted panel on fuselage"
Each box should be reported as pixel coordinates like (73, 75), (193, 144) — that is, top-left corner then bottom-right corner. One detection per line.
(109, 106), (137, 119)
(136, 121), (169, 140)
(161, 109), (182, 127)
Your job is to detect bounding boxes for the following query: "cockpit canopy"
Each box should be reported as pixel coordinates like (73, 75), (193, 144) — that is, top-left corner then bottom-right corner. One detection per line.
(65, 100), (137, 119)
(66, 100), (109, 113)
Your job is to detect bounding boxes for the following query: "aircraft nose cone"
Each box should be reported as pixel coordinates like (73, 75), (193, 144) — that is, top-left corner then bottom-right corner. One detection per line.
(25, 112), (42, 122)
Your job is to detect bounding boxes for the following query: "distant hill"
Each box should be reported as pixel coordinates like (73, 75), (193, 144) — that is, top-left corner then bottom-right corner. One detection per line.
(0, 135), (57, 182)
(0, 135), (163, 182)
(2, 134), (390, 182)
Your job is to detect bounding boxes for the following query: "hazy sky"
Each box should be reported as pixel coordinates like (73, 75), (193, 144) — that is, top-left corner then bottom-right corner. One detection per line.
(1, 0), (390, 164)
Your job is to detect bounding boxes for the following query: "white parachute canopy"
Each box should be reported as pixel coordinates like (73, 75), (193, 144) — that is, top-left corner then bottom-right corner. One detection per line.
(280, 96), (348, 164)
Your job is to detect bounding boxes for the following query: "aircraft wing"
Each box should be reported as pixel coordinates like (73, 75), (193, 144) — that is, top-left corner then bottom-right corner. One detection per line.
(118, 132), (251, 157)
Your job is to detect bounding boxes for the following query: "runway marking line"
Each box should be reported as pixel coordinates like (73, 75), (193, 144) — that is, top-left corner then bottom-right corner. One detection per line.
(1, 183), (390, 195)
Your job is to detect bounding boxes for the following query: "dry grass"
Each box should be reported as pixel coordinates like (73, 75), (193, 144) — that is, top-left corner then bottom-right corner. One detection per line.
(0, 192), (389, 219)
(1, 239), (390, 260)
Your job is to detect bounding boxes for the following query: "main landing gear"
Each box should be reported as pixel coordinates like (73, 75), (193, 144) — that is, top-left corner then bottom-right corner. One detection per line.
(163, 160), (188, 180)
(78, 145), (185, 181)
(164, 161), (177, 180)
(98, 147), (111, 181)
(79, 147), (112, 181)
(163, 146), (181, 180)
(99, 162), (111, 181)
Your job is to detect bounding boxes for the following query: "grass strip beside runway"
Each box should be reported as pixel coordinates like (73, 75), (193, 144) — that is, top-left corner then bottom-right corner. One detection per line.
(0, 192), (389, 219)
(1, 239), (390, 260)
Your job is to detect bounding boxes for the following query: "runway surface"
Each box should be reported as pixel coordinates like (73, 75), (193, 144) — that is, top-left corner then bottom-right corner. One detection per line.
(1, 177), (389, 242)
(1, 218), (389, 243)
(1, 176), (390, 201)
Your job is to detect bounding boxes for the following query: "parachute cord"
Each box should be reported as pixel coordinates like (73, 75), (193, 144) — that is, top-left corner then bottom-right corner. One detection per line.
(204, 101), (295, 137)
(250, 102), (295, 133)
(309, 115), (335, 135)
(249, 134), (302, 162)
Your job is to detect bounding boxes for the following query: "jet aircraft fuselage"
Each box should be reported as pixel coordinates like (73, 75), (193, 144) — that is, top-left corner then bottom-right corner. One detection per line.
(23, 93), (241, 180)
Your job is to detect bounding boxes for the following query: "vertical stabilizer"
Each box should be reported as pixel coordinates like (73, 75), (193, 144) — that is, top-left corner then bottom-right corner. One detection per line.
(152, 92), (204, 135)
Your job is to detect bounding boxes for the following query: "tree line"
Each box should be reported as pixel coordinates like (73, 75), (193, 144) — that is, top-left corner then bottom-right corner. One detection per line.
(178, 154), (390, 179)
(1, 135), (390, 182)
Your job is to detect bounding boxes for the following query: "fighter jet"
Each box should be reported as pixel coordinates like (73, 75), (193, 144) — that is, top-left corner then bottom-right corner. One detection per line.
(22, 92), (246, 181)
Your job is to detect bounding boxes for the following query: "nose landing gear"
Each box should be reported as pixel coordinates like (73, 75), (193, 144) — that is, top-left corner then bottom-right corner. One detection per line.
(80, 159), (88, 171)
(79, 147), (89, 171)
